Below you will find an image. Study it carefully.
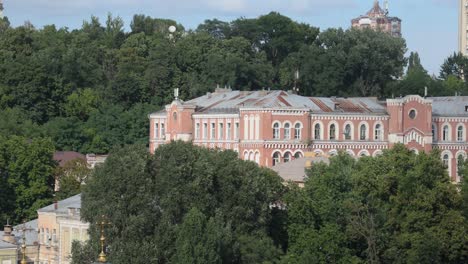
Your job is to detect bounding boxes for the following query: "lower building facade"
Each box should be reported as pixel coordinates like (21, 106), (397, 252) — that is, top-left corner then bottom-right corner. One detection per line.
(149, 89), (468, 183)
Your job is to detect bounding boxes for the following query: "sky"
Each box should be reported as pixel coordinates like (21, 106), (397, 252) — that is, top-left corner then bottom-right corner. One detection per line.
(2, 0), (459, 75)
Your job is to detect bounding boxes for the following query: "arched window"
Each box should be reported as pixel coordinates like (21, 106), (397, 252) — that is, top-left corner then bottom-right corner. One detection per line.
(273, 123), (280, 139)
(255, 152), (260, 164)
(443, 154), (449, 167)
(294, 123), (301, 139)
(273, 152), (281, 166)
(360, 124), (367, 140)
(344, 124), (351, 140)
(283, 152), (292, 163)
(243, 151), (249, 160)
(457, 125), (464, 142)
(294, 152), (303, 159)
(457, 154), (465, 176)
(329, 124), (336, 140)
(284, 123), (291, 139)
(432, 124), (436, 141)
(314, 123), (321, 140)
(374, 124), (382, 141)
(443, 125), (449, 141)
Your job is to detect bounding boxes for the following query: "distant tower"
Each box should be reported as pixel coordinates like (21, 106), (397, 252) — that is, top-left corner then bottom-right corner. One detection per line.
(460, 0), (468, 55)
(0, 0), (4, 19)
(351, 0), (401, 37)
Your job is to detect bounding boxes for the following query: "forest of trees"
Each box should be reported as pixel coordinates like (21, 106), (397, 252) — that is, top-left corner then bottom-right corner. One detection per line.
(72, 141), (468, 264)
(0, 12), (467, 155)
(1, 11), (468, 243)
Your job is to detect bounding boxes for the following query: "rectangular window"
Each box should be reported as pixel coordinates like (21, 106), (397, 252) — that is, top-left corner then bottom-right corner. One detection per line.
(211, 123), (216, 139)
(154, 123), (159, 139)
(160, 123), (165, 139)
(195, 123), (200, 139)
(227, 123), (232, 140)
(203, 123), (208, 139)
(218, 123), (224, 140)
(235, 122), (240, 140)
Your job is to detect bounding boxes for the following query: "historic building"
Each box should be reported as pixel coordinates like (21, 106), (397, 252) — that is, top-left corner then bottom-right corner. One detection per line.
(351, 0), (401, 37)
(149, 88), (468, 183)
(37, 194), (88, 264)
(460, 0), (468, 55)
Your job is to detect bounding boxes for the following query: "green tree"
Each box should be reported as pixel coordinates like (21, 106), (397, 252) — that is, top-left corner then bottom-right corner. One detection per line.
(0, 135), (56, 223)
(56, 158), (92, 200)
(75, 142), (285, 264)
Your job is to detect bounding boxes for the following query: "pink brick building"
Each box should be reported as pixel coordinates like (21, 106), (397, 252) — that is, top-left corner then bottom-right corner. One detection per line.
(149, 88), (468, 183)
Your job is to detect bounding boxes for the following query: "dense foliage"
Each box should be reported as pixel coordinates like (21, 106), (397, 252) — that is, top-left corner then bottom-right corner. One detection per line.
(0, 135), (56, 224)
(73, 142), (468, 264)
(74, 141), (285, 264)
(0, 12), (465, 155)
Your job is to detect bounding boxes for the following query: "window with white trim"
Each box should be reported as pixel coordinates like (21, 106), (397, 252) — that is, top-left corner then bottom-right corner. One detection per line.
(329, 124), (336, 140)
(218, 123), (224, 140)
(294, 123), (301, 139)
(374, 124), (382, 141)
(160, 123), (165, 139)
(154, 123), (159, 139)
(443, 154), (449, 167)
(344, 124), (352, 140)
(273, 152), (281, 166)
(195, 123), (200, 139)
(457, 125), (464, 142)
(314, 123), (321, 140)
(360, 124), (367, 140)
(283, 152), (292, 163)
(443, 125), (449, 141)
(211, 123), (216, 139)
(273, 123), (280, 139)
(203, 123), (208, 139)
(284, 123), (291, 139)
(432, 124), (436, 141)
(235, 122), (239, 140)
(227, 123), (232, 140)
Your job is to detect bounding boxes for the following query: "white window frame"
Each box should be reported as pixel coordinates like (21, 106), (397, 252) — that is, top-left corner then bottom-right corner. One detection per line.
(273, 122), (281, 140)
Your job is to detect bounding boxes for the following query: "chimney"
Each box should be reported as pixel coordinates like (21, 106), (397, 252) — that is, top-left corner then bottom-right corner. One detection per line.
(54, 200), (58, 210)
(2, 222), (16, 244)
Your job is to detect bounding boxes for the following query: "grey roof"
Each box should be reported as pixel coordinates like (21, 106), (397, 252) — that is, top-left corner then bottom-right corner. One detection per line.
(0, 219), (38, 248)
(37, 194), (81, 214)
(271, 156), (330, 183)
(430, 96), (468, 117)
(0, 239), (15, 249)
(177, 89), (386, 114)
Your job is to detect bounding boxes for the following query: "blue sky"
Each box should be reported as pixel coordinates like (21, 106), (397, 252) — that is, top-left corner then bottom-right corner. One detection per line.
(3, 0), (458, 75)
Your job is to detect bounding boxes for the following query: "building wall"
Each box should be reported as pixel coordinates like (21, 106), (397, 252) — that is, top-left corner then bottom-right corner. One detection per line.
(57, 218), (89, 264)
(149, 95), (468, 182)
(38, 212), (59, 264)
(0, 248), (17, 264)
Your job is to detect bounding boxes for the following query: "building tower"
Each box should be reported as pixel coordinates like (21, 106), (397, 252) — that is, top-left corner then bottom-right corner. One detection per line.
(0, 0), (4, 19)
(460, 0), (468, 55)
(351, 0), (402, 37)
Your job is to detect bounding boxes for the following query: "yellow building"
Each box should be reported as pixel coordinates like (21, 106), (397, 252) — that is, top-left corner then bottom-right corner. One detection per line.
(37, 194), (89, 264)
(460, 0), (468, 55)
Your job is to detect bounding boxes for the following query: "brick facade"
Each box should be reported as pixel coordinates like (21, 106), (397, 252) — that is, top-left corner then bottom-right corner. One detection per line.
(149, 89), (468, 183)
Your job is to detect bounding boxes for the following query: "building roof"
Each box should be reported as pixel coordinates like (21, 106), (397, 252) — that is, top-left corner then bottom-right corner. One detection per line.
(367, 0), (386, 17)
(37, 194), (81, 214)
(431, 96), (468, 117)
(0, 219), (38, 248)
(174, 89), (387, 115)
(53, 151), (85, 167)
(271, 156), (330, 183)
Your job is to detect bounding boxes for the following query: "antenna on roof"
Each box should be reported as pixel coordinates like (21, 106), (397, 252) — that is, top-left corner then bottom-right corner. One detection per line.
(293, 69), (300, 94)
